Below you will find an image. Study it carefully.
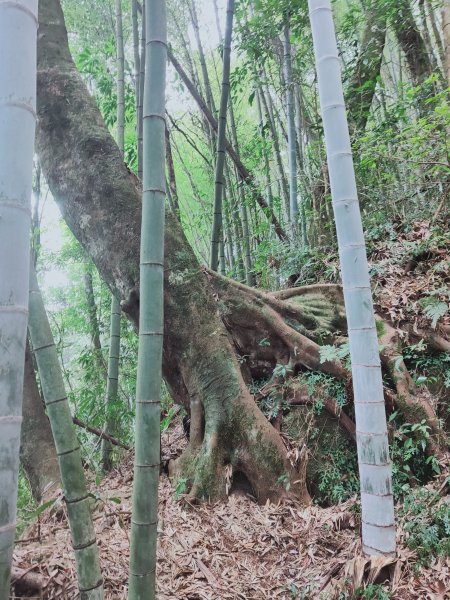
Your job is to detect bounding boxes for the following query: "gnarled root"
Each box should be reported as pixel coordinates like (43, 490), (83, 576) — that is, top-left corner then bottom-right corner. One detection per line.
(378, 318), (448, 455)
(169, 382), (311, 504)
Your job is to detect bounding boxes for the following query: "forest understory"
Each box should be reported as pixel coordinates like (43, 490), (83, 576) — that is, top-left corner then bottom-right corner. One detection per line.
(3, 0), (450, 597)
(11, 425), (450, 600)
(12, 225), (450, 599)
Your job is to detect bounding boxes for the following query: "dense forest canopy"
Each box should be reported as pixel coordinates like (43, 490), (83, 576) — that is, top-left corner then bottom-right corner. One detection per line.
(0, 0), (448, 598)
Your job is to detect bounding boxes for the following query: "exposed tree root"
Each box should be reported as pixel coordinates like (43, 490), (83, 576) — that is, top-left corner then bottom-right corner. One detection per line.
(378, 318), (448, 455)
(205, 273), (448, 459)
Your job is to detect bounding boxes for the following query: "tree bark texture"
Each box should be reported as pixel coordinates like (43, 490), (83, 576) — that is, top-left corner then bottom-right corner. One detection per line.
(346, 1), (387, 132)
(20, 341), (60, 502)
(391, 0), (436, 87)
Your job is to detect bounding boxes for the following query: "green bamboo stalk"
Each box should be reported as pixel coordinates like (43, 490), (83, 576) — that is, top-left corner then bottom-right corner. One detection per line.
(210, 0), (235, 270)
(227, 99), (255, 285)
(294, 84), (308, 246)
(283, 22), (298, 228)
(28, 265), (104, 598)
(168, 48), (288, 241)
(116, 0), (125, 154)
(102, 0), (124, 472)
(308, 0), (395, 556)
(258, 83), (290, 216)
(138, 2), (146, 180)
(132, 0), (141, 115)
(255, 88), (274, 208)
(208, 12), (254, 282)
(128, 0), (167, 597)
(0, 2), (37, 594)
(190, 0), (216, 116)
(101, 295), (121, 471)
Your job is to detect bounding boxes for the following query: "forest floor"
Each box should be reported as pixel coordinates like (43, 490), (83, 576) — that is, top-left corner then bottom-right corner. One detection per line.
(11, 220), (450, 599)
(11, 419), (450, 600)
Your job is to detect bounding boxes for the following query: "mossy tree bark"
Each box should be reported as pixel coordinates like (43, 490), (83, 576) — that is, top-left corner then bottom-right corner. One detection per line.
(20, 341), (60, 502)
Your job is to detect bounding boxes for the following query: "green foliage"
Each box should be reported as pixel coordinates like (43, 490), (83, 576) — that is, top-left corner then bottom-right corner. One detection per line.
(403, 342), (450, 392)
(400, 486), (450, 565)
(301, 371), (348, 411)
(333, 584), (391, 600)
(312, 431), (360, 506)
(319, 343), (350, 368)
(16, 470), (38, 537)
(41, 223), (137, 468)
(173, 477), (188, 500)
(421, 300), (448, 329)
(388, 412), (439, 498)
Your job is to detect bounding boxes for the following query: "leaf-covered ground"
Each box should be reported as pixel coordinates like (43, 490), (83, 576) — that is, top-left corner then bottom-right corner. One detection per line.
(369, 219), (449, 333)
(12, 419), (450, 600)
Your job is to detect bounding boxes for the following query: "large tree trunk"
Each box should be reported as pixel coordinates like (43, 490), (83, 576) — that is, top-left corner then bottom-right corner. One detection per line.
(346, 0), (387, 132)
(36, 0), (309, 504)
(21, 342), (60, 502)
(391, 0), (436, 87)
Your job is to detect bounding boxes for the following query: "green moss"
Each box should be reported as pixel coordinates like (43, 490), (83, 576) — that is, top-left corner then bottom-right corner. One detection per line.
(376, 319), (387, 339)
(284, 407), (359, 505)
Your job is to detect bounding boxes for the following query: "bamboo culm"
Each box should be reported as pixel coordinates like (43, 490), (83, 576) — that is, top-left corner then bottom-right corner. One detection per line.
(210, 0), (235, 270)
(132, 0), (141, 115)
(102, 0), (124, 472)
(168, 48), (288, 241)
(28, 265), (104, 598)
(283, 23), (299, 228)
(101, 295), (121, 471)
(308, 0), (395, 556)
(138, 2), (146, 179)
(0, 2), (37, 594)
(128, 0), (167, 597)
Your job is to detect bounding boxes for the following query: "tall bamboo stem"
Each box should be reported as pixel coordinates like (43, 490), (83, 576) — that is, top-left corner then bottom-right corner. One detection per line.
(128, 0), (167, 596)
(28, 266), (104, 598)
(210, 0), (235, 270)
(283, 23), (298, 227)
(0, 2), (37, 593)
(102, 0), (124, 472)
(309, 0), (395, 556)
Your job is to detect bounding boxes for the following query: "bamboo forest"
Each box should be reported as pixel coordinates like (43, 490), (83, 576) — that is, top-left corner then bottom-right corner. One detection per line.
(1, 0), (450, 598)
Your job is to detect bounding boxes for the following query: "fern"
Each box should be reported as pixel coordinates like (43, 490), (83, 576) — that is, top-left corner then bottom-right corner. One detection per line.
(423, 301), (448, 329)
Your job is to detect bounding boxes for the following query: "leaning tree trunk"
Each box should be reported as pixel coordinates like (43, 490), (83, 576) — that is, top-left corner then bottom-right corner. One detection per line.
(36, 0), (310, 504)
(0, 2), (37, 595)
(20, 341), (60, 502)
(308, 0), (395, 557)
(28, 265), (104, 599)
(210, 0), (235, 270)
(128, 0), (166, 597)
